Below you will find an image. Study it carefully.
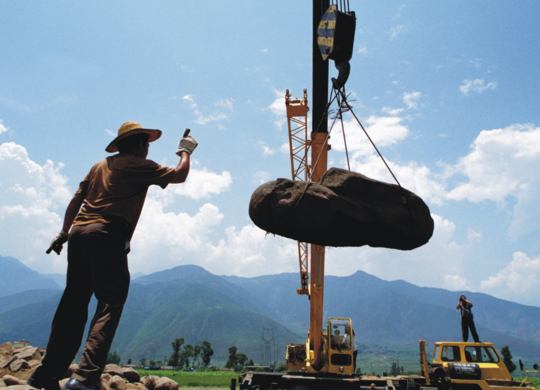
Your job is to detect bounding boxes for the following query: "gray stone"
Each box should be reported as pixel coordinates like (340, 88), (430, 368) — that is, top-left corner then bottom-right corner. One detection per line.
(0, 356), (17, 369)
(2, 375), (26, 386)
(154, 378), (178, 390)
(104, 365), (124, 378)
(142, 376), (159, 390)
(10, 358), (31, 372)
(122, 368), (140, 383)
(0, 343), (14, 360)
(14, 347), (41, 362)
(107, 376), (126, 390)
(125, 383), (146, 390)
(249, 168), (434, 250)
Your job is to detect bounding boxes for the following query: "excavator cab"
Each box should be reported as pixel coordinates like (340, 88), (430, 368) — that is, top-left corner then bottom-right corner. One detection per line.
(327, 318), (355, 374)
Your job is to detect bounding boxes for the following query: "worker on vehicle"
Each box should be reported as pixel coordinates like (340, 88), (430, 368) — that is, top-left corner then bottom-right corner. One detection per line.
(342, 326), (352, 349)
(27, 122), (198, 390)
(332, 329), (343, 348)
(457, 295), (480, 343)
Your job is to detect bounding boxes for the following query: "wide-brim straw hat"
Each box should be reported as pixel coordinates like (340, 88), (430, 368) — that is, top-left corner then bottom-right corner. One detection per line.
(106, 121), (162, 153)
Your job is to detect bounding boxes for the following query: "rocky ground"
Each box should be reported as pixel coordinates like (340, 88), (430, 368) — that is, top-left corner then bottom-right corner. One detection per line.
(0, 342), (187, 390)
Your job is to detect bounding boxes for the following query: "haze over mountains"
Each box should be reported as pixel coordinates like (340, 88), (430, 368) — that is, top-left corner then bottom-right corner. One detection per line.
(1, 254), (540, 367)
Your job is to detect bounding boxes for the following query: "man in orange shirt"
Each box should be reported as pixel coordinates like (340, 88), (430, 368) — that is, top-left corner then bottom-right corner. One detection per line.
(28, 122), (198, 390)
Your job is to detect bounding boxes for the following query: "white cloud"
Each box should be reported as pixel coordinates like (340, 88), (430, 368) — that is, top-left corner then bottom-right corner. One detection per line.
(459, 79), (497, 95)
(0, 120), (8, 135)
(0, 142), (73, 273)
(444, 274), (471, 291)
(325, 214), (465, 289)
(215, 98), (235, 112)
(357, 45), (368, 55)
(167, 167), (232, 200)
(403, 91), (421, 109)
(382, 91), (421, 115)
(389, 25), (407, 39)
(253, 170), (271, 185)
(259, 140), (276, 157)
(448, 124), (540, 202)
(479, 251), (540, 304)
(331, 116), (409, 157)
(131, 195), (298, 277)
(268, 90), (287, 130)
(183, 94), (231, 125)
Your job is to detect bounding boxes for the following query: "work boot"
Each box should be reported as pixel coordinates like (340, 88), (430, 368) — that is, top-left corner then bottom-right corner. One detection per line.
(27, 370), (62, 390)
(63, 379), (96, 390)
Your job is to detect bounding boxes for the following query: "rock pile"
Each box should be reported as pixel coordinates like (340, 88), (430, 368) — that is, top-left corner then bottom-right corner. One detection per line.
(0, 343), (179, 390)
(249, 168), (434, 250)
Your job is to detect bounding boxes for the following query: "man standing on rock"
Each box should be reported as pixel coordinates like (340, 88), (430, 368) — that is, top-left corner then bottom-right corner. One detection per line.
(27, 122), (198, 390)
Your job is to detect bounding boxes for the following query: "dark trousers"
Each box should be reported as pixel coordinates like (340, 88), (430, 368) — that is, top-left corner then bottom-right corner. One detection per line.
(38, 221), (131, 386)
(461, 315), (479, 342)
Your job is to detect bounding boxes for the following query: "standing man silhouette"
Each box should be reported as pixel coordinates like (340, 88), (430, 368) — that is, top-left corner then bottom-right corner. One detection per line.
(457, 295), (480, 343)
(28, 122), (198, 390)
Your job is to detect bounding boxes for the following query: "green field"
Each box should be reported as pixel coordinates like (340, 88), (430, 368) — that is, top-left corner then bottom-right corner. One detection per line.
(136, 370), (239, 388)
(134, 369), (540, 388)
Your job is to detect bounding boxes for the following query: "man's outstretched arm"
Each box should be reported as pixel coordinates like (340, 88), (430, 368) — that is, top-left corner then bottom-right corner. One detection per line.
(170, 152), (191, 184)
(170, 132), (198, 184)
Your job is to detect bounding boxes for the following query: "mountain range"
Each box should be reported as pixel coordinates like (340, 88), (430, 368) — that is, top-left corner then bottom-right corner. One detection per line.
(1, 254), (540, 368)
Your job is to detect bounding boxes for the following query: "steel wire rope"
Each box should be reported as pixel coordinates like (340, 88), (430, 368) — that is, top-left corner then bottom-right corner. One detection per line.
(273, 83), (419, 247)
(333, 87), (419, 240)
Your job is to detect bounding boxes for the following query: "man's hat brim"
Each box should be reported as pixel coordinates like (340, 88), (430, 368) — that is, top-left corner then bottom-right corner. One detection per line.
(106, 128), (162, 153)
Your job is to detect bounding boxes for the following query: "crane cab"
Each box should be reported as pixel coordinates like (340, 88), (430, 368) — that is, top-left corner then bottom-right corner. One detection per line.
(325, 318), (355, 375)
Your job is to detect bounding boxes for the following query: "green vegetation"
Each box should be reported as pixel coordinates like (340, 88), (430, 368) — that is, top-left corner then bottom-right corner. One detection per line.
(515, 377), (540, 387)
(135, 370), (238, 387)
(107, 350), (121, 365)
(501, 345), (517, 373)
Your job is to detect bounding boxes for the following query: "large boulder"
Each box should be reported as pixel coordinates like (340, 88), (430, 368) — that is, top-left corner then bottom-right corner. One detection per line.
(121, 368), (140, 383)
(2, 375), (26, 386)
(126, 383), (146, 390)
(154, 378), (178, 390)
(0, 343), (14, 361)
(0, 356), (17, 369)
(142, 376), (159, 390)
(9, 359), (31, 373)
(107, 375), (126, 390)
(249, 168), (434, 250)
(14, 347), (41, 362)
(103, 365), (123, 378)
(3, 386), (33, 390)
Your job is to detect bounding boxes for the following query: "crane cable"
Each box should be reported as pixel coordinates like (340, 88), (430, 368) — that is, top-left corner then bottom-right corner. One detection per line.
(276, 84), (415, 230)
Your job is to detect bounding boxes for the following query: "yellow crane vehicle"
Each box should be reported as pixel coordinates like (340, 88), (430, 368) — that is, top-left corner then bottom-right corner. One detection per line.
(239, 2), (537, 390)
(240, 339), (537, 390)
(420, 340), (537, 390)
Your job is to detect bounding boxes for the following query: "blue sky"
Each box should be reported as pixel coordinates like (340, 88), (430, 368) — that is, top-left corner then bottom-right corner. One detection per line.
(2, 1), (540, 306)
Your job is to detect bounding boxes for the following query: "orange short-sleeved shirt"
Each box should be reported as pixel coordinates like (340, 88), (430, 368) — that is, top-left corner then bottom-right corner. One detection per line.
(73, 154), (175, 231)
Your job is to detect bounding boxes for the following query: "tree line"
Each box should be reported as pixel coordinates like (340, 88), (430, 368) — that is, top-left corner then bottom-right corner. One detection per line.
(107, 339), (260, 372)
(168, 338), (214, 369)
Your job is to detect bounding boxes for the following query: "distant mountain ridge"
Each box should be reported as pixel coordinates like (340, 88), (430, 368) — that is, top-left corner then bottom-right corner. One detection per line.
(0, 255), (62, 297)
(1, 256), (540, 365)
